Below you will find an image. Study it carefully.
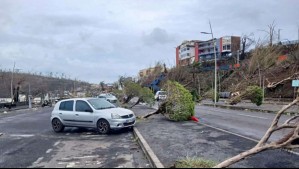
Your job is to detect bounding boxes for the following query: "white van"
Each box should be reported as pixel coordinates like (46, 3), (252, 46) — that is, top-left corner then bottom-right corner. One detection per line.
(154, 91), (167, 101)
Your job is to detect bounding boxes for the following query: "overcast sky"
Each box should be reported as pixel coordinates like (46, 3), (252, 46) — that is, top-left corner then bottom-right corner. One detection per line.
(0, 0), (298, 84)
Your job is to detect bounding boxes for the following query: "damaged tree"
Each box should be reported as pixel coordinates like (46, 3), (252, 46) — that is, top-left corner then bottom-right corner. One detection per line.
(143, 81), (195, 121)
(228, 86), (263, 106)
(266, 72), (299, 89)
(122, 81), (155, 108)
(215, 89), (299, 168)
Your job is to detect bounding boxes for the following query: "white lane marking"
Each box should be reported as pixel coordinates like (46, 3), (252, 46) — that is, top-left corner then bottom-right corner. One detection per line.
(61, 155), (99, 161)
(10, 134), (34, 137)
(46, 149), (53, 154)
(197, 107), (268, 120)
(200, 123), (299, 156)
(54, 141), (61, 146)
(33, 157), (44, 164)
(66, 162), (76, 168)
(237, 113), (268, 120)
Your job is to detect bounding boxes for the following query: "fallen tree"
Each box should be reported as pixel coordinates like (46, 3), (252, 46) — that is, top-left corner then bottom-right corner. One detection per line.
(215, 89), (299, 168)
(228, 86), (263, 106)
(266, 72), (299, 89)
(122, 81), (155, 108)
(143, 80), (195, 121)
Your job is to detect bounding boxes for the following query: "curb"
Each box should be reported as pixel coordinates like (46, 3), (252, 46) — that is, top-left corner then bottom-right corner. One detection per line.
(133, 127), (164, 168)
(202, 104), (298, 116)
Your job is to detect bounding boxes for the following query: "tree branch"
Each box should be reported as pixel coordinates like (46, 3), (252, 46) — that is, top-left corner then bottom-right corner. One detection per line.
(257, 97), (299, 147)
(285, 116), (299, 125)
(273, 124), (297, 132)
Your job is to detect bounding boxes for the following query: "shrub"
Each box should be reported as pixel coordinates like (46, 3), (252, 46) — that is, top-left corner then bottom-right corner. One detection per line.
(175, 158), (216, 168)
(245, 85), (263, 106)
(159, 81), (195, 121)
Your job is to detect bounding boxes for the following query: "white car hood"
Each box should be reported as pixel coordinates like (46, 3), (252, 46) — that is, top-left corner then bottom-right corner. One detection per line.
(96, 107), (134, 116)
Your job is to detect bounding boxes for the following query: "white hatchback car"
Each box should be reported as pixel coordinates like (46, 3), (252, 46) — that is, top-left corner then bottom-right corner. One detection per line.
(51, 98), (136, 134)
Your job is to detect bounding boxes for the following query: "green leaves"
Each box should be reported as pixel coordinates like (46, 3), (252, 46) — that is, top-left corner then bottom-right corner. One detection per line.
(245, 86), (263, 106)
(123, 81), (154, 106)
(161, 81), (195, 121)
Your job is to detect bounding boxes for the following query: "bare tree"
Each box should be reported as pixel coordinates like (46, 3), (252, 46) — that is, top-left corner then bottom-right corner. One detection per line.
(240, 33), (255, 60)
(258, 20), (276, 47)
(215, 89), (299, 168)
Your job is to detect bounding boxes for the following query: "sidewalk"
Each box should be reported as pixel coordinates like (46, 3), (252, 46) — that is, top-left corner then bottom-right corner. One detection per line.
(201, 99), (299, 115)
(132, 105), (299, 168)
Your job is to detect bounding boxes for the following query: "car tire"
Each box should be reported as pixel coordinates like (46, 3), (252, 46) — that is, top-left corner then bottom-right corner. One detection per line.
(97, 119), (110, 134)
(52, 118), (65, 133)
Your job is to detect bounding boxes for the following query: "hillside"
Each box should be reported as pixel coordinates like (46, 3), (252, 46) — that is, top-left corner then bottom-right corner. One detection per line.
(0, 71), (92, 98)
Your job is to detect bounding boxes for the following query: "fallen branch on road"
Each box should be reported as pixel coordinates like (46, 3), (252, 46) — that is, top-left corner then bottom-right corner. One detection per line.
(215, 89), (299, 168)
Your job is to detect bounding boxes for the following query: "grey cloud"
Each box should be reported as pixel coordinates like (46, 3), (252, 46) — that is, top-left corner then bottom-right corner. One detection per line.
(142, 28), (175, 45)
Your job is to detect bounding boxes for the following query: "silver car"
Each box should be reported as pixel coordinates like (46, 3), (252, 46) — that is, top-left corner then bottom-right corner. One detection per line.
(51, 98), (136, 134)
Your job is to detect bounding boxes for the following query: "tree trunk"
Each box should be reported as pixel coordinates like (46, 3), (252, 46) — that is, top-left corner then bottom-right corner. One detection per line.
(214, 146), (270, 168)
(143, 110), (160, 118)
(130, 98), (141, 108)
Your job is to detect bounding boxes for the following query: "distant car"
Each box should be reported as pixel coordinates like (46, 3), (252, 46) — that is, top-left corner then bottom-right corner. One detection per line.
(51, 98), (136, 134)
(98, 93), (118, 103)
(155, 91), (167, 101)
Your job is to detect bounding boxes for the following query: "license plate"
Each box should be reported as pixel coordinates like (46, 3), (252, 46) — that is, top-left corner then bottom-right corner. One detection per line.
(126, 119), (133, 123)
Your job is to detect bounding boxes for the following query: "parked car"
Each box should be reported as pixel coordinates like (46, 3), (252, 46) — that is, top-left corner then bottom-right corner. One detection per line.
(98, 93), (118, 103)
(51, 98), (136, 134)
(154, 91), (167, 101)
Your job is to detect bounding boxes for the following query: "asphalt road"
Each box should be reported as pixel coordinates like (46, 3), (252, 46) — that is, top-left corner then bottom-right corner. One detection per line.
(196, 105), (294, 141)
(0, 107), (149, 168)
(133, 105), (299, 168)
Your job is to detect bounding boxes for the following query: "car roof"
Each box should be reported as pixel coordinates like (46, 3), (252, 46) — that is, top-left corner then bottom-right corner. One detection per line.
(58, 98), (98, 102)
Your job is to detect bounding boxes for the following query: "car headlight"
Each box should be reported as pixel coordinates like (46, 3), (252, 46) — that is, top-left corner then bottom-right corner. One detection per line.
(111, 113), (121, 119)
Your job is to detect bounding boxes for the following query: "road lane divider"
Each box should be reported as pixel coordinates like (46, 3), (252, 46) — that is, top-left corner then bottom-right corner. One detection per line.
(33, 157), (44, 164)
(133, 127), (164, 168)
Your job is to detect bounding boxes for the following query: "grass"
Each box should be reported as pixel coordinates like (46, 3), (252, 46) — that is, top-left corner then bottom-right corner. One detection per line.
(175, 157), (217, 168)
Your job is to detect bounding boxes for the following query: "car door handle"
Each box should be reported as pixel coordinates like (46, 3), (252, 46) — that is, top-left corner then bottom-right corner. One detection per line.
(75, 114), (79, 116)
(59, 113), (63, 115)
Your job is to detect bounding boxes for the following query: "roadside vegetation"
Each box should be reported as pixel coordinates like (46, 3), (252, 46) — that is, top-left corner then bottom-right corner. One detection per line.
(174, 158), (217, 168)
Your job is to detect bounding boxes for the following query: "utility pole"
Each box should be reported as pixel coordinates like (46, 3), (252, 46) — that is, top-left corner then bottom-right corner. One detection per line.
(200, 20), (218, 106)
(10, 62), (15, 103)
(209, 21), (217, 106)
(29, 83), (32, 109)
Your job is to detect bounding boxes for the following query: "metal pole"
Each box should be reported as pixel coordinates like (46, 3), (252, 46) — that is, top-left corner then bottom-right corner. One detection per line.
(263, 76), (265, 103)
(29, 83), (32, 109)
(10, 62), (15, 103)
(209, 21), (217, 106)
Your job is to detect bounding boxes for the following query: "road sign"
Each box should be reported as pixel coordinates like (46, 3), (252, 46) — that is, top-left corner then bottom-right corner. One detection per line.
(292, 80), (299, 87)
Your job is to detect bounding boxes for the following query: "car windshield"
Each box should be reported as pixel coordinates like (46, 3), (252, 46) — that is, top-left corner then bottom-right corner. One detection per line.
(87, 99), (116, 110)
(159, 92), (167, 95)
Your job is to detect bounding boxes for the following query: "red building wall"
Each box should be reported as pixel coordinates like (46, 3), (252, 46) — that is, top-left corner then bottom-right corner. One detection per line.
(176, 47), (180, 66)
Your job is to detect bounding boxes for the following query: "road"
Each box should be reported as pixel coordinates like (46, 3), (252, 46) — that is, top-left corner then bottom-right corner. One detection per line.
(0, 108), (149, 168)
(196, 105), (294, 142)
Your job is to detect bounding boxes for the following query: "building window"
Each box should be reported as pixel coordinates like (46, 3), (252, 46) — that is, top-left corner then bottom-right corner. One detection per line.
(187, 53), (190, 56)
(227, 45), (231, 50)
(187, 48), (190, 50)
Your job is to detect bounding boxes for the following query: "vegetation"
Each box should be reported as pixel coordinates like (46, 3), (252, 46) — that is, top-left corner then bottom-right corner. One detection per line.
(144, 81), (195, 121)
(175, 158), (216, 168)
(229, 86), (263, 106)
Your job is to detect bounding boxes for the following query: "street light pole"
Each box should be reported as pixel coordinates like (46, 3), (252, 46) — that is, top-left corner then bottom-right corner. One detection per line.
(201, 20), (218, 106)
(209, 21), (217, 106)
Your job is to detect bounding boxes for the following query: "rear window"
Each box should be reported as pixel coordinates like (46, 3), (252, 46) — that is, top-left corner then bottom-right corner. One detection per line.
(159, 92), (167, 95)
(59, 100), (74, 111)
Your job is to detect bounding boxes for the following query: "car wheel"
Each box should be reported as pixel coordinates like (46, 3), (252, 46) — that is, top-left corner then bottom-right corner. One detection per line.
(97, 119), (110, 134)
(52, 118), (65, 133)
